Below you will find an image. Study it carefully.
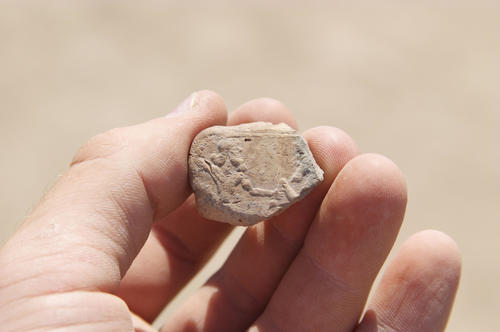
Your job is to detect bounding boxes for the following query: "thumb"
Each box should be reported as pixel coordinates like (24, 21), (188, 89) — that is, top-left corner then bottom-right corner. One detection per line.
(0, 91), (227, 303)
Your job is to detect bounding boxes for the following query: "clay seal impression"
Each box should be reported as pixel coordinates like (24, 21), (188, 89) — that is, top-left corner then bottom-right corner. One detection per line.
(188, 122), (324, 226)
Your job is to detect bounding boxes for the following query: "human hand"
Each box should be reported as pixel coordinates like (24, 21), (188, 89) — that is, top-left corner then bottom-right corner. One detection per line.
(0, 91), (461, 332)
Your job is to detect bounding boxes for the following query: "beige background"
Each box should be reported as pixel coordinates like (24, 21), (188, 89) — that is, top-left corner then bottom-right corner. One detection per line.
(1, 2), (499, 331)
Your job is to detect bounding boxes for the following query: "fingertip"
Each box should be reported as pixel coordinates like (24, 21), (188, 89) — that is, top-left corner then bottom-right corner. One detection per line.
(170, 90), (228, 130)
(229, 97), (297, 129)
(323, 153), (408, 230)
(194, 90), (229, 124)
(401, 229), (462, 284)
(337, 153), (408, 210)
(365, 230), (462, 332)
(302, 126), (359, 186)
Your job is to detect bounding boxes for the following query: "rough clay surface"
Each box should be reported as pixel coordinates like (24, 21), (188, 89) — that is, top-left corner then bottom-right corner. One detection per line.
(188, 122), (324, 226)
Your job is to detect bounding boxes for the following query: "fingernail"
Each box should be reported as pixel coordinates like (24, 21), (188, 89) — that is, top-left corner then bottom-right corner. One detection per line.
(166, 92), (199, 118)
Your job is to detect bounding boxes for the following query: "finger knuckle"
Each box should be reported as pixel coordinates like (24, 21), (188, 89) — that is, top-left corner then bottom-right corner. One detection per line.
(71, 127), (127, 166)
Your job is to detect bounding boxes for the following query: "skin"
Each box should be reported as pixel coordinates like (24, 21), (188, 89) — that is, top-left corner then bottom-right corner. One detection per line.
(0, 91), (461, 332)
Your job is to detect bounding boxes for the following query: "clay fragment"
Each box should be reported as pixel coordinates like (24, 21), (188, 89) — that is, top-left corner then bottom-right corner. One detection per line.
(188, 122), (324, 226)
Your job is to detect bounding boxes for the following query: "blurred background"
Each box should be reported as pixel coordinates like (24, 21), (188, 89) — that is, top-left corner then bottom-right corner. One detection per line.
(1, 1), (498, 331)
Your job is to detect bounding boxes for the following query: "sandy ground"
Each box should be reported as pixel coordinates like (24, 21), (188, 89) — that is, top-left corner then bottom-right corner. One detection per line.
(1, 2), (499, 331)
